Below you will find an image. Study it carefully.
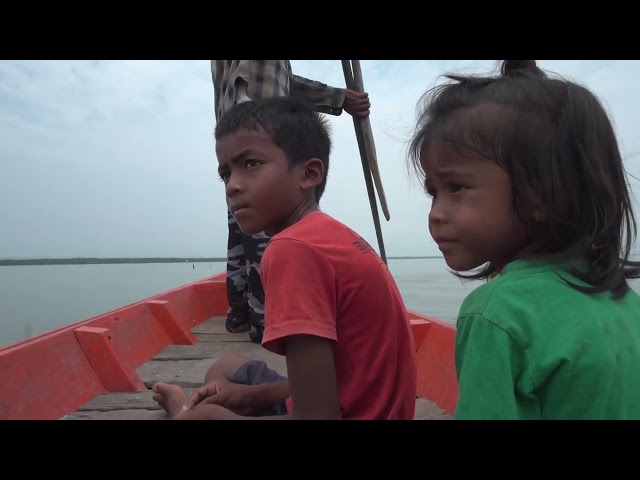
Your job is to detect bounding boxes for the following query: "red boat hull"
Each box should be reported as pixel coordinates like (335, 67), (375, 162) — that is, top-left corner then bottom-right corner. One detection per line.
(0, 273), (457, 419)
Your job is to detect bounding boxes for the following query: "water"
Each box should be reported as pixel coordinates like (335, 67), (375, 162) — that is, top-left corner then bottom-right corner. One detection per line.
(0, 262), (227, 347)
(1, 258), (638, 348)
(0, 258), (467, 347)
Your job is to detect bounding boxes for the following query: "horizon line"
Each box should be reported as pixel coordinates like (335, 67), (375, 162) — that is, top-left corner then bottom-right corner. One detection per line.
(0, 255), (445, 265)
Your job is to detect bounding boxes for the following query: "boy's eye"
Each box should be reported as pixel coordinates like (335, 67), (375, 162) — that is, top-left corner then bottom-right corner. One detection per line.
(218, 170), (230, 183)
(246, 159), (261, 168)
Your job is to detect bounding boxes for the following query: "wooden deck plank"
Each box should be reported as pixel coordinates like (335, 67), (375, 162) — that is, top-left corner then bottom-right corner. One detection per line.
(62, 409), (168, 420)
(135, 359), (215, 388)
(192, 321), (233, 334)
(194, 332), (253, 342)
(153, 342), (262, 360)
(193, 316), (255, 342)
(153, 342), (278, 361)
(77, 390), (161, 411)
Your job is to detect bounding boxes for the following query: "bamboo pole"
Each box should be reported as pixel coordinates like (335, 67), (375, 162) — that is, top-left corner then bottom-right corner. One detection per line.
(341, 60), (388, 264)
(350, 60), (390, 221)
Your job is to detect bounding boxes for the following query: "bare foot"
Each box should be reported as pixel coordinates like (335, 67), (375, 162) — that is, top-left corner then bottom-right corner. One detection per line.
(152, 382), (190, 419)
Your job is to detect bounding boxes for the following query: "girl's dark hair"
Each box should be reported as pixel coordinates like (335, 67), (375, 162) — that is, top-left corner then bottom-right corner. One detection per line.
(409, 60), (640, 299)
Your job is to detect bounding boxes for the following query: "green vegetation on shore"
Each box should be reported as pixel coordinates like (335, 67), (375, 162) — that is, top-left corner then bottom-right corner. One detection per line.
(1, 256), (443, 266)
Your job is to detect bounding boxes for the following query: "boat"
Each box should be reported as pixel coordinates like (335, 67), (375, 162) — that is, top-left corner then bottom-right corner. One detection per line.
(1, 60), (458, 420)
(0, 271), (458, 420)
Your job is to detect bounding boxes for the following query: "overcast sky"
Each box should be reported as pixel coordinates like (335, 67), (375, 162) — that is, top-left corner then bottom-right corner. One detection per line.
(1, 60), (639, 259)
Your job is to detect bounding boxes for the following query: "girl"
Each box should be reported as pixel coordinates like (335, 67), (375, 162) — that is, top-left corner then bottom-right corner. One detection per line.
(409, 60), (640, 419)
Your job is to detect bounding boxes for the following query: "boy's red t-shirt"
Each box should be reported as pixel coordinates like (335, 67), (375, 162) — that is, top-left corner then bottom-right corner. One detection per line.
(261, 211), (416, 420)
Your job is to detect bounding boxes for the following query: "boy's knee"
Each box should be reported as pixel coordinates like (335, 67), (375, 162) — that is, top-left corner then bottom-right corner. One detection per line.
(218, 352), (249, 365)
(204, 353), (250, 384)
(212, 353), (249, 374)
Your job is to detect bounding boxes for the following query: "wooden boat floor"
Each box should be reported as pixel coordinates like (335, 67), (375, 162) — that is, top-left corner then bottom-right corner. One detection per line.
(62, 317), (451, 420)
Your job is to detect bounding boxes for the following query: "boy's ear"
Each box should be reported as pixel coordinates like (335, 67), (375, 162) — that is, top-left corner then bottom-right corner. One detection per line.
(300, 158), (325, 193)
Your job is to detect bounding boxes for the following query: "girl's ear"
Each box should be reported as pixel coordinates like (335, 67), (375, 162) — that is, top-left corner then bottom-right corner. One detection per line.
(526, 179), (546, 222)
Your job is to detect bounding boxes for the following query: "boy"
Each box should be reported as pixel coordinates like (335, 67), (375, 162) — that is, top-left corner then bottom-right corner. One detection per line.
(152, 97), (416, 420)
(212, 60), (371, 344)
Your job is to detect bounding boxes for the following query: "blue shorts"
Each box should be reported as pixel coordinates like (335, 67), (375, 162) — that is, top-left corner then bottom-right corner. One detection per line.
(229, 359), (288, 416)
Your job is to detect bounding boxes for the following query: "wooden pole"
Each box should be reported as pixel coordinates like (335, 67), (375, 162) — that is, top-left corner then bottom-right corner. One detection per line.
(341, 60), (388, 264)
(350, 60), (390, 221)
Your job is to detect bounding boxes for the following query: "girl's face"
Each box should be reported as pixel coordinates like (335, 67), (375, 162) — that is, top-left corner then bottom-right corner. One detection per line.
(421, 142), (529, 273)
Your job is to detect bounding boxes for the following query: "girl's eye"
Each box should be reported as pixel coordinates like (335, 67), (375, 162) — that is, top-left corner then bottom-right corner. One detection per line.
(450, 183), (468, 193)
(424, 181), (436, 199)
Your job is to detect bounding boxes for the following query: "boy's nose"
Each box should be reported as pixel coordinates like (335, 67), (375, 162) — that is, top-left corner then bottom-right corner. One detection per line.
(225, 174), (243, 197)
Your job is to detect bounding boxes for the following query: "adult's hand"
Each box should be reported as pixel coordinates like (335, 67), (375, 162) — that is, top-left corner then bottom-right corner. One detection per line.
(343, 89), (371, 118)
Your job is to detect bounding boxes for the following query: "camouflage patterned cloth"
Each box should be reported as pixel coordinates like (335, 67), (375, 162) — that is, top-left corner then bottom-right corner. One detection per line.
(225, 211), (270, 343)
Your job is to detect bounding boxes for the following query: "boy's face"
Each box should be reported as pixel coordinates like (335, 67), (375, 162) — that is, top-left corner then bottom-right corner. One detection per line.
(216, 129), (306, 236)
(421, 142), (528, 272)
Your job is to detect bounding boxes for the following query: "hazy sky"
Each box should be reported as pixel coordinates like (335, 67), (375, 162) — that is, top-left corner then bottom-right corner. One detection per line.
(2, 60), (639, 259)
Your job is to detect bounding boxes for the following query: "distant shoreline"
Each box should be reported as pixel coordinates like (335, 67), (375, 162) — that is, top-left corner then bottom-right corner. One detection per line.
(0, 258), (226, 266)
(0, 256), (442, 266)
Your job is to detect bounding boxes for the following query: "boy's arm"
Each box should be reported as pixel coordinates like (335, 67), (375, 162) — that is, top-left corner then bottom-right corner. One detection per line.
(239, 336), (340, 421)
(284, 334), (340, 419)
(250, 381), (291, 408)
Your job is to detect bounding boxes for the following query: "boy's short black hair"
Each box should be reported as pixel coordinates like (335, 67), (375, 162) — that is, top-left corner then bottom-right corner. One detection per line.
(215, 97), (332, 201)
